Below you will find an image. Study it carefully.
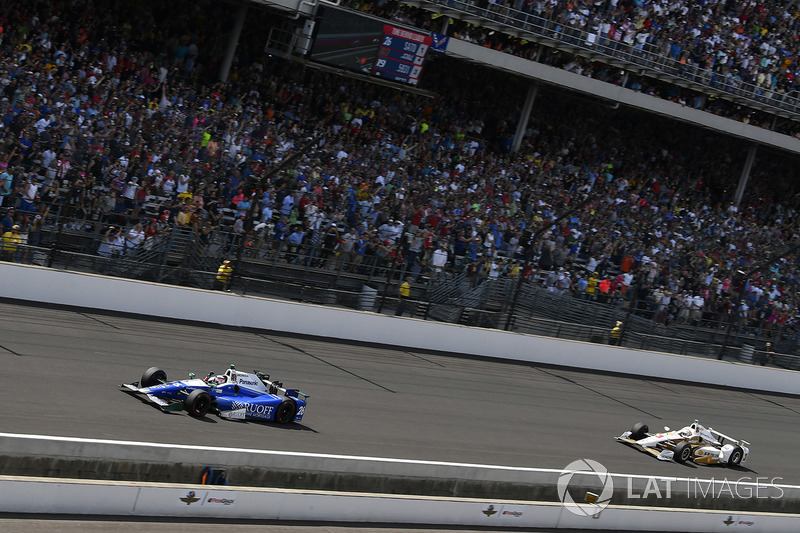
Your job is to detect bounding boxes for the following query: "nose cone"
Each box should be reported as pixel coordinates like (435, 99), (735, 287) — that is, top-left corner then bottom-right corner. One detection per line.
(140, 381), (185, 396)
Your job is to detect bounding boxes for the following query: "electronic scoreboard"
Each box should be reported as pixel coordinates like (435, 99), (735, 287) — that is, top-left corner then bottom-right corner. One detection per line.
(373, 25), (431, 85)
(308, 6), (433, 87)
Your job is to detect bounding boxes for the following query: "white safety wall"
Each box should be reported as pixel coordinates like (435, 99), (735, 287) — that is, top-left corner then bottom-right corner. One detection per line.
(1, 477), (798, 531)
(1, 263), (798, 395)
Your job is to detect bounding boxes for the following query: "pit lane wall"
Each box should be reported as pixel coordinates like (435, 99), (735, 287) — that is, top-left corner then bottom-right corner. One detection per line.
(3, 433), (798, 513)
(3, 432), (799, 514)
(2, 476), (799, 531)
(2, 263), (798, 395)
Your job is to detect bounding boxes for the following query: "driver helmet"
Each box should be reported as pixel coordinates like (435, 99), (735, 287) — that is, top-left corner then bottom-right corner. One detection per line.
(205, 371), (225, 385)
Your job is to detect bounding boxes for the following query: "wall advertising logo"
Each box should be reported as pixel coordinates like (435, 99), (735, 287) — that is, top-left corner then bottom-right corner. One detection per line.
(179, 491), (202, 505)
(723, 515), (754, 527)
(480, 504), (523, 518)
(206, 496), (235, 506)
(557, 459), (614, 517)
(177, 490), (235, 506)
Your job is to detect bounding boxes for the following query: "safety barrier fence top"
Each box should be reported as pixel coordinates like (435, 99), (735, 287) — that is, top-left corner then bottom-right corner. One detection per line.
(5, 221), (800, 371)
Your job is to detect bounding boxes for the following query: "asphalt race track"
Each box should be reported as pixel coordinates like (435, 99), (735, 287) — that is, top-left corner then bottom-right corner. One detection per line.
(2, 301), (799, 485)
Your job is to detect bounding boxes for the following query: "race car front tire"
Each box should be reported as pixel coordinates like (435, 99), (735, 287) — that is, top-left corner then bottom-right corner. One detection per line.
(630, 422), (649, 441)
(141, 367), (167, 388)
(727, 445), (744, 467)
(185, 390), (211, 418)
(275, 399), (297, 424)
(674, 442), (693, 463)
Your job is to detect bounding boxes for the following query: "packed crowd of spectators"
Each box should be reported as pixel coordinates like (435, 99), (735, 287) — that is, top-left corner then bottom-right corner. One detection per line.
(1, 0), (800, 341)
(377, 0), (800, 95)
(359, 0), (800, 135)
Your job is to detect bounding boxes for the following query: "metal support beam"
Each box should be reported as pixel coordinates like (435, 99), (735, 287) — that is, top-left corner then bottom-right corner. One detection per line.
(219, 4), (248, 83)
(511, 83), (537, 153)
(734, 144), (757, 207)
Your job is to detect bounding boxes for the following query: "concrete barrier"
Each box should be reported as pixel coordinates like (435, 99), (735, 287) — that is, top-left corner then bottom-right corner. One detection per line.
(1, 475), (799, 530)
(1, 263), (797, 395)
(1, 433), (798, 513)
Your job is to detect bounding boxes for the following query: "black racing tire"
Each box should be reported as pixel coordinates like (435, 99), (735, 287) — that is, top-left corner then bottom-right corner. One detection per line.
(185, 390), (211, 418)
(630, 422), (649, 441)
(141, 367), (167, 388)
(674, 442), (693, 463)
(275, 399), (297, 424)
(727, 445), (744, 467)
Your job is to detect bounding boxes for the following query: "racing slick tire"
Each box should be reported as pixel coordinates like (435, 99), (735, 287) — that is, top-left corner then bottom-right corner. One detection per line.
(141, 367), (167, 388)
(275, 399), (297, 424)
(185, 390), (212, 418)
(727, 445), (744, 467)
(630, 422), (649, 440)
(674, 442), (693, 464)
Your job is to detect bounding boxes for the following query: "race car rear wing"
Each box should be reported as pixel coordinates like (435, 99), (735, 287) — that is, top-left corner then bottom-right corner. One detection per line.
(285, 388), (310, 400)
(255, 371), (310, 400)
(709, 427), (750, 447)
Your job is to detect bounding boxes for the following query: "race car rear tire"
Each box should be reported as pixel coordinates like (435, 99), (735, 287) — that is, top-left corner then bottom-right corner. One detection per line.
(141, 367), (167, 388)
(674, 442), (693, 463)
(727, 446), (744, 467)
(630, 422), (648, 440)
(185, 390), (211, 418)
(275, 399), (297, 424)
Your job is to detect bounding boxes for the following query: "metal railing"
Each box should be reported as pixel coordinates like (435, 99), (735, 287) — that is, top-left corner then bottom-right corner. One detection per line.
(404, 0), (800, 118)
(5, 222), (798, 371)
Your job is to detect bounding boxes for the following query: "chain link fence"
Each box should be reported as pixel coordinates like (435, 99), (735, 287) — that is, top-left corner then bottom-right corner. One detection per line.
(5, 221), (798, 372)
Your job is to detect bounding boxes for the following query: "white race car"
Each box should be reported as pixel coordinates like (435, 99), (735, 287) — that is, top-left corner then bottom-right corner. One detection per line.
(616, 420), (749, 467)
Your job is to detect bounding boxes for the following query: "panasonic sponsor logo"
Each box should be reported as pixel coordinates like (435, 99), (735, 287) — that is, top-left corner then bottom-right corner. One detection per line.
(238, 378), (260, 386)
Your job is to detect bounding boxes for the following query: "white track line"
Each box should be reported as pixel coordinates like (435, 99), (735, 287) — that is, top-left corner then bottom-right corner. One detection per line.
(1, 432), (798, 490)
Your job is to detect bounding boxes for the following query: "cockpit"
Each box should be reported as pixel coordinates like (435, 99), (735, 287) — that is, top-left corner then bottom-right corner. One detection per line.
(690, 421), (718, 444)
(205, 371), (228, 385)
(200, 365), (295, 397)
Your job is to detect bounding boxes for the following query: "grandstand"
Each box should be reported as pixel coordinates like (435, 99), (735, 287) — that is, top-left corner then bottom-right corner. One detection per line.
(0, 0), (799, 366)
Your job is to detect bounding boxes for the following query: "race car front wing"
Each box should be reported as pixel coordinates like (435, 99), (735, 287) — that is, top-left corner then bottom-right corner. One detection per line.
(121, 382), (185, 412)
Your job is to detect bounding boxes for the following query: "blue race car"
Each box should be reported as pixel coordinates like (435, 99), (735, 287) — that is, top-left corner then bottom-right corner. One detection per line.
(121, 364), (308, 423)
